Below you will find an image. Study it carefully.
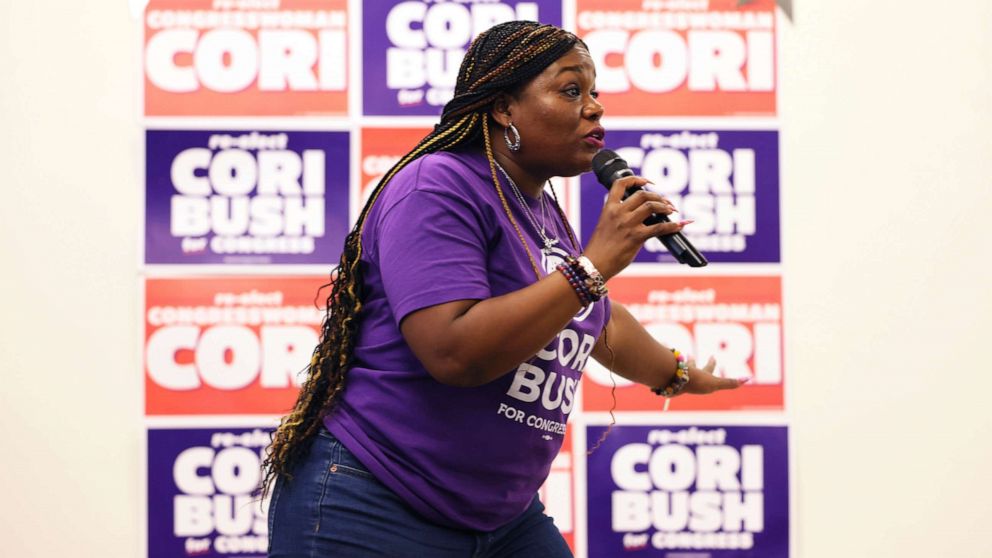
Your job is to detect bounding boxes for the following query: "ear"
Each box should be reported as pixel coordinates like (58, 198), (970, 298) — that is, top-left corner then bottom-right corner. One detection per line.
(490, 93), (514, 128)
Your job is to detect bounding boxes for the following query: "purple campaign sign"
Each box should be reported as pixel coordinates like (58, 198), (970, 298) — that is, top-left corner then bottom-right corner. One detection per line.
(581, 130), (780, 263)
(145, 130), (350, 265)
(586, 424), (789, 558)
(147, 427), (273, 558)
(362, 0), (563, 116)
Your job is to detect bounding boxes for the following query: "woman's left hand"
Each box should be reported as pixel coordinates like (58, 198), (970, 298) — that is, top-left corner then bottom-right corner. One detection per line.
(680, 356), (749, 395)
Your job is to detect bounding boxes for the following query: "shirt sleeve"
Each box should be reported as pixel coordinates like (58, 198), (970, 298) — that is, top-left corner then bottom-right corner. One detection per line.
(374, 188), (493, 327)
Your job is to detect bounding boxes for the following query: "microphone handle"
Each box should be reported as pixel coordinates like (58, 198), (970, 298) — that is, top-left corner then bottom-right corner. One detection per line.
(618, 181), (709, 268)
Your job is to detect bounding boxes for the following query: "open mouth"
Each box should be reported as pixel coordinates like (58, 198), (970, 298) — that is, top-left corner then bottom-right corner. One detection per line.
(585, 128), (605, 141)
(583, 127), (606, 148)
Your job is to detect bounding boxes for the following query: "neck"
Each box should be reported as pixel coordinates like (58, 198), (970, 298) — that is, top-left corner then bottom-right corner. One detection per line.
(492, 150), (547, 199)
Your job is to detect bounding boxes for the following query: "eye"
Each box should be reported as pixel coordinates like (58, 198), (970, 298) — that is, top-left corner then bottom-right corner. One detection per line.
(563, 85), (598, 100)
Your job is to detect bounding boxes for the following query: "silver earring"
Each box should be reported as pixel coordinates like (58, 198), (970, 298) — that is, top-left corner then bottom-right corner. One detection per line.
(504, 122), (521, 152)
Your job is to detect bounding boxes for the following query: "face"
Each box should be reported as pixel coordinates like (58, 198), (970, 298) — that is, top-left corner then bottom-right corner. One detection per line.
(495, 45), (605, 178)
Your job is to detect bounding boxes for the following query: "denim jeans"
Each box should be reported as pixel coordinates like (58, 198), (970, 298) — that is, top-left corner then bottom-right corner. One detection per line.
(268, 427), (573, 558)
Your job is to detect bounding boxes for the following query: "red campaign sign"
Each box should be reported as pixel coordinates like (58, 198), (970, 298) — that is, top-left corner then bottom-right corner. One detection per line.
(145, 276), (327, 415)
(583, 275), (784, 411)
(576, 0), (777, 116)
(360, 127), (433, 203)
(538, 426), (576, 552)
(143, 0), (348, 116)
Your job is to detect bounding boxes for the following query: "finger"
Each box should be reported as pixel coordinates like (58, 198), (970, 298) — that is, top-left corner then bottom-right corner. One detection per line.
(703, 356), (717, 374)
(624, 189), (677, 215)
(617, 187), (664, 210)
(629, 200), (675, 223)
(643, 220), (692, 239)
(714, 375), (749, 391)
(688, 372), (746, 395)
(607, 175), (650, 204)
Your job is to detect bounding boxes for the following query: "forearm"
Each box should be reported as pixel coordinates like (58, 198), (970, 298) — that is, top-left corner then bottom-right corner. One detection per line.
(591, 302), (677, 389)
(402, 271), (586, 387)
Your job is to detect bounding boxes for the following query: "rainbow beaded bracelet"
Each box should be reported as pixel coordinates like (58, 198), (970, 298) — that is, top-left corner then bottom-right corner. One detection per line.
(651, 348), (690, 397)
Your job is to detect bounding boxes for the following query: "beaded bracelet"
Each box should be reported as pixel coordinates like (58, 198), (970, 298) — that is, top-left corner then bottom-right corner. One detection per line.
(573, 256), (608, 301)
(562, 255), (608, 301)
(651, 348), (690, 397)
(556, 260), (593, 306)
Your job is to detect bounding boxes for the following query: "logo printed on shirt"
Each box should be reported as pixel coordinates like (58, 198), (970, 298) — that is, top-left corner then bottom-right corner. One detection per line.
(540, 244), (570, 275)
(499, 299), (604, 437)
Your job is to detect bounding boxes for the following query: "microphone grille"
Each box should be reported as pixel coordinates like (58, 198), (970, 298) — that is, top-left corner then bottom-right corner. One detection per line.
(592, 149), (628, 187)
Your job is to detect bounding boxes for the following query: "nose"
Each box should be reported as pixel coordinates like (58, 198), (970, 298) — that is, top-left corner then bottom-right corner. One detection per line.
(584, 95), (604, 121)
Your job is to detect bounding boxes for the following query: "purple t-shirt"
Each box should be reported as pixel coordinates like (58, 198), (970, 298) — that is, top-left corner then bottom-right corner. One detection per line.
(324, 149), (611, 531)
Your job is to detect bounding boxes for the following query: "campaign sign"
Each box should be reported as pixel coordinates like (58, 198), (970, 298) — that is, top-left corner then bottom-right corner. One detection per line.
(576, 0), (776, 116)
(362, 0), (562, 116)
(360, 127), (432, 203)
(145, 129), (349, 265)
(586, 424), (789, 557)
(583, 275), (784, 411)
(148, 427), (272, 557)
(538, 426), (576, 552)
(144, 0), (348, 116)
(145, 276), (326, 415)
(580, 129), (779, 264)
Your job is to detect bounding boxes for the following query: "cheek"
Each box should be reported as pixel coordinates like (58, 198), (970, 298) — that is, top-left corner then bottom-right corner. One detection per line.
(527, 105), (580, 142)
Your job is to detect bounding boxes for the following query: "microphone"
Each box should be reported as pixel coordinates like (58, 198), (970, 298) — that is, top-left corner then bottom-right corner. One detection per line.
(592, 149), (708, 268)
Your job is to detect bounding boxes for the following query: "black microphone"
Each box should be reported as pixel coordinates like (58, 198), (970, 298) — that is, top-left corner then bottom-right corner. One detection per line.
(592, 149), (708, 268)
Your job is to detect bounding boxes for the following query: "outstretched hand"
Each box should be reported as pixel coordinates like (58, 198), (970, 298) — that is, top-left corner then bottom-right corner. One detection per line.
(680, 356), (749, 396)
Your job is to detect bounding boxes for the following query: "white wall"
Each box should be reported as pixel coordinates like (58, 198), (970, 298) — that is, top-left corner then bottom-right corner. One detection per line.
(780, 3), (992, 556)
(1, 2), (144, 555)
(1, 2), (990, 556)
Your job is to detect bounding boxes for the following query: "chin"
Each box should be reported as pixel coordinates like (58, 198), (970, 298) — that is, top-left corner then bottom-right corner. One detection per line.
(574, 153), (596, 174)
(555, 161), (592, 178)
(542, 152), (595, 178)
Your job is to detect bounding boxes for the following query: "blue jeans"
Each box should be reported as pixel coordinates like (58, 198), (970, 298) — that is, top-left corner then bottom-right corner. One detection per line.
(268, 428), (573, 558)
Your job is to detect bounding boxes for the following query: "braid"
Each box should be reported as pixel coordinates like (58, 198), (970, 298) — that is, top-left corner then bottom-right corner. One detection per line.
(261, 21), (584, 495)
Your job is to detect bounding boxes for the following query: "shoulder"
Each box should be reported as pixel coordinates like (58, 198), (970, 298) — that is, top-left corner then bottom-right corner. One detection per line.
(368, 150), (496, 222)
(389, 150), (492, 199)
(362, 150), (498, 249)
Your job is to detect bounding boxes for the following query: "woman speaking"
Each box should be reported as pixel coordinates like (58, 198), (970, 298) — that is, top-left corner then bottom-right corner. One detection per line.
(264, 20), (744, 557)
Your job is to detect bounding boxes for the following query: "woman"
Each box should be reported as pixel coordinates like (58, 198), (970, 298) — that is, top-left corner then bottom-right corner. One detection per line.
(264, 21), (744, 557)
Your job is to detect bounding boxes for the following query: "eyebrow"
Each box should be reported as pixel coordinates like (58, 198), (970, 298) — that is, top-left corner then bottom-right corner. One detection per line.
(555, 65), (587, 76)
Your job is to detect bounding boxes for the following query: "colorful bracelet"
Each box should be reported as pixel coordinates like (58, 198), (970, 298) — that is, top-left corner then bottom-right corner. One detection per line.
(556, 261), (592, 306)
(651, 348), (690, 397)
(563, 255), (608, 301)
(574, 255), (608, 301)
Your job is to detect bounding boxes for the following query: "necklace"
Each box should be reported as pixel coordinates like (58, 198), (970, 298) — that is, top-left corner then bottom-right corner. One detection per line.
(494, 162), (560, 255)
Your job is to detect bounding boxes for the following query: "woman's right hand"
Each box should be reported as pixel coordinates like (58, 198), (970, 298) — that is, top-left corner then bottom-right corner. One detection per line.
(581, 175), (689, 279)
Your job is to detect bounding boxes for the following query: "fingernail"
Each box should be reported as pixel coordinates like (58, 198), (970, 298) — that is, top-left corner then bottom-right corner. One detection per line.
(678, 219), (694, 226)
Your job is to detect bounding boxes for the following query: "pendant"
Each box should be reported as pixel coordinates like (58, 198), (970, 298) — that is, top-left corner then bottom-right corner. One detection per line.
(541, 237), (558, 255)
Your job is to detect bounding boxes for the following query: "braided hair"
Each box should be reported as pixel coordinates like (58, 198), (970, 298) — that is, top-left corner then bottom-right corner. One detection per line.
(261, 21), (585, 494)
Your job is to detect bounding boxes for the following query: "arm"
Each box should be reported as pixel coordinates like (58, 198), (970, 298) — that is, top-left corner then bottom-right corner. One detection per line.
(397, 174), (683, 388)
(400, 273), (582, 387)
(590, 302), (746, 395)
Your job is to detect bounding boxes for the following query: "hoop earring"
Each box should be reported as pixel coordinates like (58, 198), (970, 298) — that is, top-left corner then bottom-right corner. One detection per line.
(504, 122), (521, 152)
